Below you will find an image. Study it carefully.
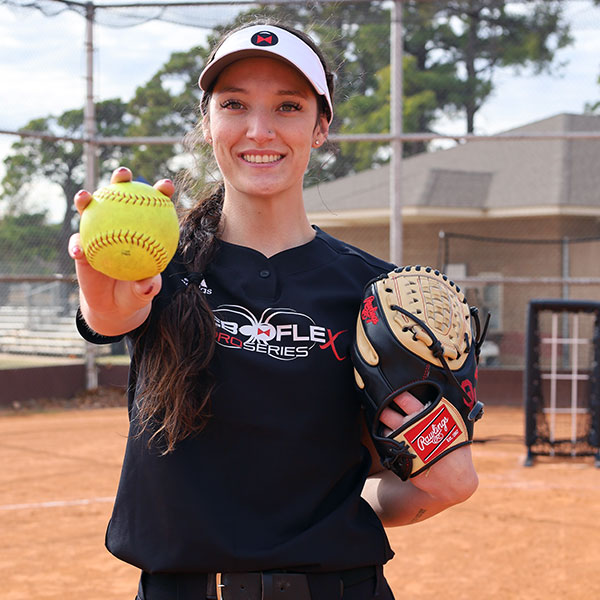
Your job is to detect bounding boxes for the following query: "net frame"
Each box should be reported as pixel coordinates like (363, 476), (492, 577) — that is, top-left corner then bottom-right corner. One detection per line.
(524, 299), (600, 467)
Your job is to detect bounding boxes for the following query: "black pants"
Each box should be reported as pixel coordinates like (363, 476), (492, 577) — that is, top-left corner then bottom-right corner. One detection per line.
(136, 567), (395, 600)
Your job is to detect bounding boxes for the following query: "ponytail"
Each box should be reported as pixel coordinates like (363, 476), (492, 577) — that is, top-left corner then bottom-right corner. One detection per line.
(134, 183), (224, 454)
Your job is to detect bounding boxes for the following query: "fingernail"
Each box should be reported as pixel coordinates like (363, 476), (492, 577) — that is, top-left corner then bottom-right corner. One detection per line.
(75, 190), (86, 199)
(117, 167), (129, 173)
(71, 245), (82, 258)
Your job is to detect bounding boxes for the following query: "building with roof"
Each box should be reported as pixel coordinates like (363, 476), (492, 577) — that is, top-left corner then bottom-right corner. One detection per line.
(305, 113), (600, 367)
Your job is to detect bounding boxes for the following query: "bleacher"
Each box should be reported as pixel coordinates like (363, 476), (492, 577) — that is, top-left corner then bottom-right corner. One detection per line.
(0, 305), (103, 357)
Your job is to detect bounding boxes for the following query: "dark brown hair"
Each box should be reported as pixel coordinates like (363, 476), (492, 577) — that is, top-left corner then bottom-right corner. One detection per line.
(134, 20), (336, 454)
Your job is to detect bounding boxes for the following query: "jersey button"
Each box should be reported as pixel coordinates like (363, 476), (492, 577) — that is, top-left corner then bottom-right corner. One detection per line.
(259, 269), (271, 278)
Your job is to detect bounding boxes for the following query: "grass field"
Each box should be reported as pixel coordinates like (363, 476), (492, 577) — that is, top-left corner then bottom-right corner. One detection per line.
(1, 403), (599, 600)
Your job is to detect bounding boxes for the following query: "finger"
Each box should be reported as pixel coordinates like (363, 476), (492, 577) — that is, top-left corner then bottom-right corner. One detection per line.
(68, 233), (85, 261)
(379, 407), (405, 433)
(394, 391), (424, 416)
(131, 274), (163, 300)
(74, 189), (92, 215)
(379, 391), (425, 433)
(154, 178), (175, 198)
(110, 166), (133, 184)
(109, 275), (163, 316)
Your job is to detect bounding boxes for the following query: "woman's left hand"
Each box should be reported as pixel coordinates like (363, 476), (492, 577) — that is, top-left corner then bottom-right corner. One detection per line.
(362, 391), (479, 526)
(382, 392), (478, 499)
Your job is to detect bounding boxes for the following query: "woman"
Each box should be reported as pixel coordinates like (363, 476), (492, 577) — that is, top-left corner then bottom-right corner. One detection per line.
(69, 22), (478, 600)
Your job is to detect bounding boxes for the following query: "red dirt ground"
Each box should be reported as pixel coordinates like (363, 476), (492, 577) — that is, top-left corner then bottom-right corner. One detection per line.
(1, 402), (599, 600)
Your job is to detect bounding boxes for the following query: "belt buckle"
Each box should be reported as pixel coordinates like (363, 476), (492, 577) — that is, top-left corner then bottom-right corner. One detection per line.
(216, 572), (225, 600)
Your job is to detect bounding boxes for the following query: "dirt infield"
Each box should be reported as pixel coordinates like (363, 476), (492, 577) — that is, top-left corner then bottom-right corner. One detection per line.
(1, 404), (599, 600)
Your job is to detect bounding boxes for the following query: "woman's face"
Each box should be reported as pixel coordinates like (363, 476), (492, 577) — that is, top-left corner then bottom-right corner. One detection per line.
(203, 56), (328, 201)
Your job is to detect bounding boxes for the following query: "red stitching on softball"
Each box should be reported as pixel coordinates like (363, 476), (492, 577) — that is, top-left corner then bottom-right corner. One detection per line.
(94, 188), (171, 207)
(85, 229), (169, 266)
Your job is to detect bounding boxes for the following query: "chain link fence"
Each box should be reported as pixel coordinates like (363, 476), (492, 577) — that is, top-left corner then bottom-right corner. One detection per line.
(1, 0), (600, 377)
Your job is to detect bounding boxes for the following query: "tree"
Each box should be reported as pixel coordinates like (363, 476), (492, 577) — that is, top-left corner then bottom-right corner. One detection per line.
(584, 84), (600, 115)
(405, 0), (573, 132)
(126, 47), (210, 183)
(336, 56), (443, 171)
(211, 3), (452, 178)
(585, 0), (600, 113)
(0, 213), (61, 275)
(2, 0), (575, 242)
(118, 6), (396, 183)
(217, 2), (392, 104)
(0, 99), (132, 273)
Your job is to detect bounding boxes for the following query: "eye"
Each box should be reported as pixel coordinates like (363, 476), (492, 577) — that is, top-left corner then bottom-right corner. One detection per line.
(279, 102), (302, 113)
(220, 99), (244, 110)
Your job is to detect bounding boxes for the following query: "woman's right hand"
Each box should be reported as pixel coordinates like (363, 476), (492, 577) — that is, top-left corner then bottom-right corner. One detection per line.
(68, 167), (174, 336)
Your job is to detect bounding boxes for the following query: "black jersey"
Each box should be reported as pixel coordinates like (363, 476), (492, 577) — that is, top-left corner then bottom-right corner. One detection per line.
(78, 227), (395, 574)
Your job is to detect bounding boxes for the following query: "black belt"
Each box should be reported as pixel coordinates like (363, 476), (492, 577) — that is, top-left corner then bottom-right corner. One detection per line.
(209, 572), (312, 600)
(139, 565), (378, 600)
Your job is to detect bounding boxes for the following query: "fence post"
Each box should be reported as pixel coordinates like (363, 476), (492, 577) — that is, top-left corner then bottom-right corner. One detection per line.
(390, 0), (404, 265)
(84, 2), (99, 391)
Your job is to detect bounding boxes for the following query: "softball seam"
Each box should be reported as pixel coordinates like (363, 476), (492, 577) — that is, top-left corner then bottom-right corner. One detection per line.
(94, 188), (172, 207)
(85, 229), (170, 271)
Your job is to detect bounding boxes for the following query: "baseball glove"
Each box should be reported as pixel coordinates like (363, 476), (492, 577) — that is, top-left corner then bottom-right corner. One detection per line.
(352, 265), (489, 480)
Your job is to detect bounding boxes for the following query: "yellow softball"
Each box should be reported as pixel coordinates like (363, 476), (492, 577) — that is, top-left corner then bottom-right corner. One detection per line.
(79, 180), (180, 281)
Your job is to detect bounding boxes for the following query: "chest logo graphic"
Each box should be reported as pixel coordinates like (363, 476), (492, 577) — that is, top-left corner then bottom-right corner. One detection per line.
(214, 304), (347, 361)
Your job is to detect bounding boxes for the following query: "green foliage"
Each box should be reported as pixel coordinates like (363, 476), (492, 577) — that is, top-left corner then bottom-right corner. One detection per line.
(212, 3), (391, 117)
(0, 98), (132, 273)
(336, 58), (440, 172)
(586, 0), (600, 113)
(126, 47), (208, 182)
(0, 213), (62, 274)
(1, 98), (132, 216)
(0, 0), (575, 252)
(416, 0), (573, 132)
(584, 90), (600, 115)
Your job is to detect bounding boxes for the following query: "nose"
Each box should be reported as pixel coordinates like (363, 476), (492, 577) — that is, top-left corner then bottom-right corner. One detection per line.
(246, 109), (276, 143)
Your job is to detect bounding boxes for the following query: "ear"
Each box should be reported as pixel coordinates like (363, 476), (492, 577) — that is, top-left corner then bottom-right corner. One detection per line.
(312, 114), (329, 148)
(202, 114), (212, 145)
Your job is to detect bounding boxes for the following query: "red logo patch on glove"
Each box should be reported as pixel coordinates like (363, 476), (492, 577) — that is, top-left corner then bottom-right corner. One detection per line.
(401, 404), (461, 464)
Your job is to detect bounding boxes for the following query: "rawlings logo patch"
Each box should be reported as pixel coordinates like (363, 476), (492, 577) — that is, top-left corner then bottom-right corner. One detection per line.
(400, 404), (461, 464)
(361, 295), (379, 324)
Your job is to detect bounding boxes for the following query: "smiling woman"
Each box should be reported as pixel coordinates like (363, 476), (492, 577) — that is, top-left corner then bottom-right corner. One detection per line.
(68, 20), (479, 600)
(203, 56), (327, 223)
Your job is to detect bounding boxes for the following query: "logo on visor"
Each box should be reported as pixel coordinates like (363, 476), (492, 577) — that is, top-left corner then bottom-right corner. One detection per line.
(251, 31), (279, 47)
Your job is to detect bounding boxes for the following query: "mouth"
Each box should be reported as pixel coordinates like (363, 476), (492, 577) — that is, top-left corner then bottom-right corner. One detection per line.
(241, 153), (284, 164)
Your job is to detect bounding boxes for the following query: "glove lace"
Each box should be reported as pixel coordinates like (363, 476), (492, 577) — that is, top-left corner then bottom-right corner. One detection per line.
(390, 303), (488, 422)
(471, 306), (491, 360)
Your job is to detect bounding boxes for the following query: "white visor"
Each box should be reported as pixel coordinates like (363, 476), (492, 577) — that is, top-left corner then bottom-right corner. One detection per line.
(198, 25), (333, 124)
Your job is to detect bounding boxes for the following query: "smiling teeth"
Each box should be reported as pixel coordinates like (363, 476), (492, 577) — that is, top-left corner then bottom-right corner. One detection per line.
(243, 154), (282, 163)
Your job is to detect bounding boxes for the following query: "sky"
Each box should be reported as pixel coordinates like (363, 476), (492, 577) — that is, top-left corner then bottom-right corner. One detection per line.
(0, 0), (599, 221)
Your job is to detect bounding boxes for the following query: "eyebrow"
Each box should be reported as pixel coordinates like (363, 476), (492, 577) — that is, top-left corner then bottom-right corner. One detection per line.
(216, 86), (310, 98)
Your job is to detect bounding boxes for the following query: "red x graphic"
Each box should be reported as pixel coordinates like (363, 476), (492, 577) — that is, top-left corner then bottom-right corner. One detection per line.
(257, 35), (273, 44)
(320, 329), (348, 361)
